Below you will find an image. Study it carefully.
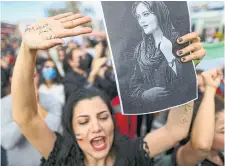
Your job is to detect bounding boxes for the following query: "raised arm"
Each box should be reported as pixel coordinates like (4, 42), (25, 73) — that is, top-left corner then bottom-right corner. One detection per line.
(176, 68), (223, 166)
(143, 32), (206, 157)
(11, 12), (92, 158)
(144, 101), (194, 157)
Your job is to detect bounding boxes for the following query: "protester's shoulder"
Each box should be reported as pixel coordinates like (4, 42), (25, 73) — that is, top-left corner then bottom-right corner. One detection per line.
(40, 132), (64, 166)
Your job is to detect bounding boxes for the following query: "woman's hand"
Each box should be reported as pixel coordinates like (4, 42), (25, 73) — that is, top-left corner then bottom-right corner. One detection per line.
(176, 32), (206, 65)
(23, 12), (92, 50)
(201, 68), (223, 90)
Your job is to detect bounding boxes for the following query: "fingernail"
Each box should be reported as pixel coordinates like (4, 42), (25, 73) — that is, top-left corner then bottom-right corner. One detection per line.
(181, 57), (186, 62)
(177, 38), (183, 43)
(177, 50), (183, 56)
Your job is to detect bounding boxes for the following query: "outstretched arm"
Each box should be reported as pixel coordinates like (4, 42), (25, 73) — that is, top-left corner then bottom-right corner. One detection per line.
(176, 68), (223, 166)
(12, 13), (92, 158)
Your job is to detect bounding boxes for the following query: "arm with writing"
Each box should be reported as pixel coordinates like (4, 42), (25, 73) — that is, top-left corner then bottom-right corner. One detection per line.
(12, 13), (92, 158)
(144, 102), (194, 157)
(176, 68), (222, 166)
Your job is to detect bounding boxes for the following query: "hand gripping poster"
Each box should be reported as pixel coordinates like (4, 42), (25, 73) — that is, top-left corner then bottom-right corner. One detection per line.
(102, 1), (197, 114)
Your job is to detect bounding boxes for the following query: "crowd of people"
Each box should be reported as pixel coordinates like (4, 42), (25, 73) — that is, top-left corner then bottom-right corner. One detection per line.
(1, 12), (224, 166)
(200, 26), (224, 44)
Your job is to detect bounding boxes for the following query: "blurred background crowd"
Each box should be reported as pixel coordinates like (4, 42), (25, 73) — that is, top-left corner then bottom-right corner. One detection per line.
(1, 1), (224, 166)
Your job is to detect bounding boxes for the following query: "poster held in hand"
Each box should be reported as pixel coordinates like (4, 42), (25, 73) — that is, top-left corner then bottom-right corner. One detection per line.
(102, 1), (197, 115)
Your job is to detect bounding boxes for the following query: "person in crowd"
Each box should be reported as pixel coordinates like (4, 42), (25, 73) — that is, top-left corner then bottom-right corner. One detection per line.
(1, 67), (63, 166)
(63, 41), (117, 100)
(1, 146), (8, 166)
(136, 114), (154, 137)
(11, 12), (205, 166)
(39, 58), (65, 106)
(63, 47), (103, 98)
(84, 37), (99, 56)
(1, 50), (14, 98)
(155, 68), (224, 166)
(175, 68), (224, 166)
(94, 41), (118, 100)
(1, 56), (10, 98)
(65, 40), (78, 54)
(11, 38), (20, 57)
(55, 48), (66, 77)
(213, 27), (223, 43)
(196, 69), (205, 93)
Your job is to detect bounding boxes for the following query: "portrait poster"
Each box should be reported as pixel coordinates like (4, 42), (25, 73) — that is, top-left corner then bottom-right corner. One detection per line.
(102, 1), (197, 114)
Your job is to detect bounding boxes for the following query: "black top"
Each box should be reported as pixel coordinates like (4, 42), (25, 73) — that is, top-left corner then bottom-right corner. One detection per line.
(62, 70), (91, 100)
(40, 133), (154, 166)
(171, 146), (224, 166)
(63, 70), (117, 100)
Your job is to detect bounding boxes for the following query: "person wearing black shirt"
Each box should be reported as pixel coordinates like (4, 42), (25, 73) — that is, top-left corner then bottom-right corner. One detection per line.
(11, 12), (206, 166)
(63, 47), (117, 100)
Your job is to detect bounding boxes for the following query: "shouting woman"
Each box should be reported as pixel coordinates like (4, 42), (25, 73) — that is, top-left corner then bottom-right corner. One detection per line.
(12, 12), (205, 166)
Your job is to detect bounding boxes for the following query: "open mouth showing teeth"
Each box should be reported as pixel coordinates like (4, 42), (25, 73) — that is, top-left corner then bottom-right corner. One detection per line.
(90, 137), (107, 151)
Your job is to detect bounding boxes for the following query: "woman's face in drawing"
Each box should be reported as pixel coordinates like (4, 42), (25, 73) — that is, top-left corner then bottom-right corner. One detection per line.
(136, 3), (159, 35)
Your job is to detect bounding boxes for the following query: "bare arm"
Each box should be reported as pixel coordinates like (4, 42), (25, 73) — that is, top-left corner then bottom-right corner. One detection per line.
(87, 57), (107, 84)
(143, 32), (206, 158)
(176, 68), (222, 166)
(12, 13), (92, 159)
(144, 102), (194, 157)
(12, 42), (56, 158)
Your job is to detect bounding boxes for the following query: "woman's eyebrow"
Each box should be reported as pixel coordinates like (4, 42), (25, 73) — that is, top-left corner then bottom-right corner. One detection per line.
(77, 115), (89, 118)
(142, 11), (150, 14)
(97, 110), (108, 116)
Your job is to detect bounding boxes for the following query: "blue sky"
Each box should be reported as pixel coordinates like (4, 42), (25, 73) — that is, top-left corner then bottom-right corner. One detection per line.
(1, 1), (223, 24)
(1, 1), (103, 24)
(1, 2), (49, 23)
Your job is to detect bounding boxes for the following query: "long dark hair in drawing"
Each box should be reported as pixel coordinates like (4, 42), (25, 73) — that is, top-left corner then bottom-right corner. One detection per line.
(132, 1), (179, 54)
(130, 1), (181, 104)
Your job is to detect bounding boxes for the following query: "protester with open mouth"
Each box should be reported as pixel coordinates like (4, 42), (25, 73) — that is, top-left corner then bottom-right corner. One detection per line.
(12, 12), (205, 166)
